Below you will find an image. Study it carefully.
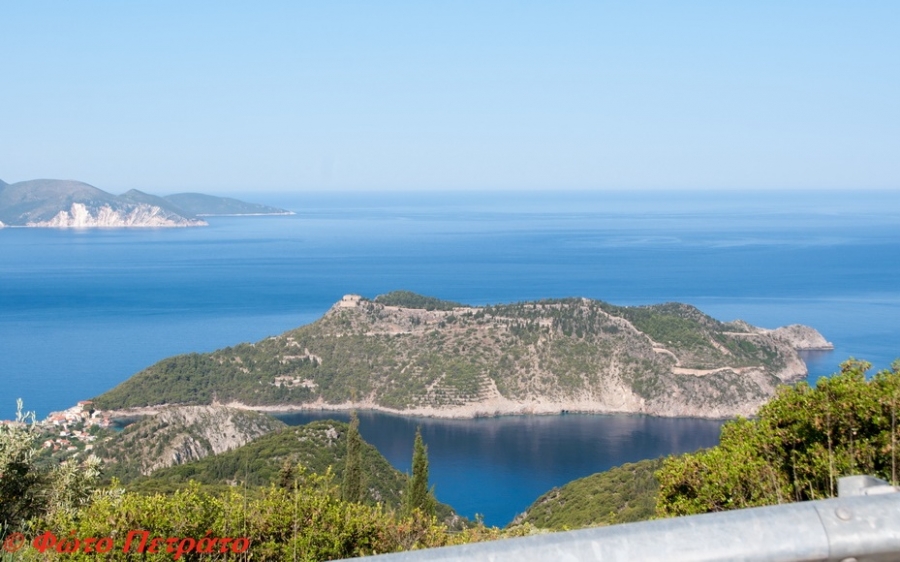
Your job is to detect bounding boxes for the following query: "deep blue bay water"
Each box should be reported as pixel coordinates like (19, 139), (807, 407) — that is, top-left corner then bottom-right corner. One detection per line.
(273, 410), (724, 525)
(2, 189), (900, 525)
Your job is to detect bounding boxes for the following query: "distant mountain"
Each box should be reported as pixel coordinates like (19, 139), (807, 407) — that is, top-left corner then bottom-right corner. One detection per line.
(119, 189), (199, 218)
(164, 192), (293, 216)
(0, 178), (290, 227)
(94, 292), (823, 419)
(0, 179), (204, 227)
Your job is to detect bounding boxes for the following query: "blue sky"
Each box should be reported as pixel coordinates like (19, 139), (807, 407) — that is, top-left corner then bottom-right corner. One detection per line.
(1, 1), (897, 193)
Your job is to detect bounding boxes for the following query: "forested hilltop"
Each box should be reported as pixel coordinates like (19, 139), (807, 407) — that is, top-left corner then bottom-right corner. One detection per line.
(93, 292), (827, 418)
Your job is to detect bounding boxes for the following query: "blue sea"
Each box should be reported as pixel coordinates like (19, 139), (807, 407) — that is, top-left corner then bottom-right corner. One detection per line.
(2, 189), (899, 525)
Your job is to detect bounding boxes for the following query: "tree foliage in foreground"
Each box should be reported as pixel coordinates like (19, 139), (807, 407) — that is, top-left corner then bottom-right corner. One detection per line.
(27, 469), (525, 562)
(2, 404), (527, 560)
(657, 359), (900, 516)
(0, 401), (42, 537)
(1, 400), (101, 539)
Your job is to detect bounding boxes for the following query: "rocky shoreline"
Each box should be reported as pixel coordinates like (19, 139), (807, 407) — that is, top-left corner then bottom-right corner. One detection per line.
(95, 295), (835, 423)
(759, 324), (835, 351)
(105, 390), (776, 422)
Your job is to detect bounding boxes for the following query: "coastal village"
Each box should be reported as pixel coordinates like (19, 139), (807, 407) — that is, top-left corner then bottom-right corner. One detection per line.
(1, 400), (112, 455)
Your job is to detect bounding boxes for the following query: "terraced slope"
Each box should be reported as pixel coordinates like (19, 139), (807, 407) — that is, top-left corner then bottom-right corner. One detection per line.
(95, 292), (819, 418)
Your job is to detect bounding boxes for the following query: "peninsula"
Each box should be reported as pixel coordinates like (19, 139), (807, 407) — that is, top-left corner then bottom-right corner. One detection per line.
(0, 178), (292, 227)
(94, 292), (831, 419)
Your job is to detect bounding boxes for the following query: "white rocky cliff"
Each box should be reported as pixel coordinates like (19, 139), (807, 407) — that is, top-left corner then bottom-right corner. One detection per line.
(29, 202), (207, 227)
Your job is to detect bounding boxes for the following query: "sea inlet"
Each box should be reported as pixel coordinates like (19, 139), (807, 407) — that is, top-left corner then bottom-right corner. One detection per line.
(275, 410), (725, 526)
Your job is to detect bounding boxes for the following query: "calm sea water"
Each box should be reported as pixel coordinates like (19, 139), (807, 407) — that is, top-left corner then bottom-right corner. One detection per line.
(274, 410), (724, 525)
(2, 189), (899, 524)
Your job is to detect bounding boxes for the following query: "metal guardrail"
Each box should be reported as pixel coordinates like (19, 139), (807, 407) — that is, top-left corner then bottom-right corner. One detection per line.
(352, 475), (900, 562)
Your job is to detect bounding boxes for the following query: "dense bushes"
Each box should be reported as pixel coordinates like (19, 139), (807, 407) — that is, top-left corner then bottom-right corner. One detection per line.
(31, 473), (515, 562)
(2, 409), (529, 561)
(515, 458), (663, 530)
(657, 359), (900, 516)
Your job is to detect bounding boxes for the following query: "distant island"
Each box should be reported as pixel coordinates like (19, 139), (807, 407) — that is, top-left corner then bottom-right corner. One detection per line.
(0, 178), (292, 228)
(94, 291), (833, 419)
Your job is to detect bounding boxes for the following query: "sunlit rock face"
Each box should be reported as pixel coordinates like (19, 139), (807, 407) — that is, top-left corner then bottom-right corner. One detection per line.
(29, 202), (207, 227)
(760, 324), (835, 351)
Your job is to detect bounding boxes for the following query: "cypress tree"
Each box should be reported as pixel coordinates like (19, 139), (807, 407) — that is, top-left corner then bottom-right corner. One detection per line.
(341, 412), (364, 503)
(277, 459), (296, 490)
(404, 426), (435, 516)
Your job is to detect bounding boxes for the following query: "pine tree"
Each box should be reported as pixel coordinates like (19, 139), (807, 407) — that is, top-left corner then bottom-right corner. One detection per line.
(403, 426), (435, 517)
(341, 412), (364, 503)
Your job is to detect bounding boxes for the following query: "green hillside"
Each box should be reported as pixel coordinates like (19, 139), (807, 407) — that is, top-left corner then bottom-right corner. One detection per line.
(91, 406), (287, 483)
(163, 192), (291, 215)
(119, 188), (199, 218)
(94, 293), (813, 418)
(125, 419), (457, 521)
(0, 179), (120, 224)
(513, 458), (663, 529)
